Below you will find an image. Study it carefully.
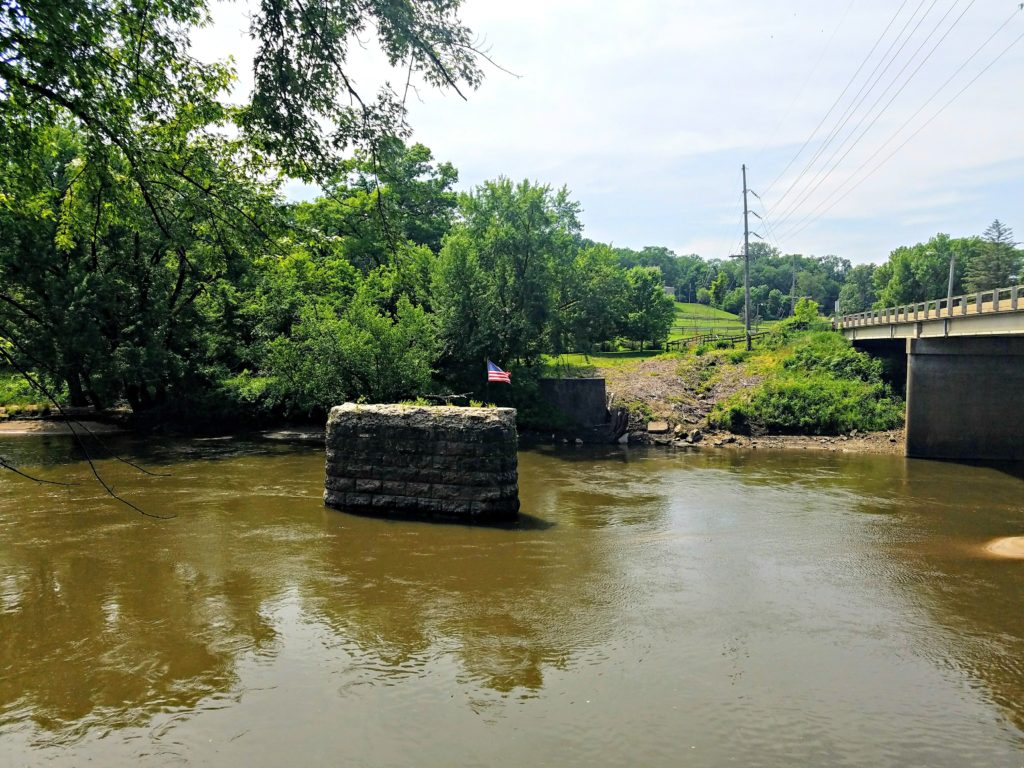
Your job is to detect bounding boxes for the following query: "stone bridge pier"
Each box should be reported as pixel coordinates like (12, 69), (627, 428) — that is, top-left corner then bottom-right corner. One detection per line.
(903, 337), (1024, 461)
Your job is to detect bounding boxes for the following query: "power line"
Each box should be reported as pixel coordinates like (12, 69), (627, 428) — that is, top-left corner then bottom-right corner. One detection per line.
(763, 0), (921, 202)
(779, 25), (1024, 242)
(771, 0), (977, 231)
(754, 0), (857, 162)
(761, 0), (915, 198)
(769, 0), (942, 220)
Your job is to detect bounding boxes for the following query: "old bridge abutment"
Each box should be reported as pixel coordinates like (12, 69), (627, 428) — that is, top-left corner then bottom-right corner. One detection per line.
(324, 403), (520, 523)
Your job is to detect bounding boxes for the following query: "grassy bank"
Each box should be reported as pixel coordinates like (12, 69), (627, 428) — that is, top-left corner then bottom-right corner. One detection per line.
(669, 302), (776, 342)
(707, 330), (903, 435)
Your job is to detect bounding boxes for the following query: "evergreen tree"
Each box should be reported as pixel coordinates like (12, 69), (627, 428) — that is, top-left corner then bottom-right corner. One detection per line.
(965, 220), (1020, 292)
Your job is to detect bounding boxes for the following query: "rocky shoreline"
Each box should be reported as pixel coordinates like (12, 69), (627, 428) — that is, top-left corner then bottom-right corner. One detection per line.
(629, 423), (905, 455)
(0, 415), (907, 456)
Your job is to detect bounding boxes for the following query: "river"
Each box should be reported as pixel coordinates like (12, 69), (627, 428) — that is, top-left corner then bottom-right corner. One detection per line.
(1, 435), (1023, 766)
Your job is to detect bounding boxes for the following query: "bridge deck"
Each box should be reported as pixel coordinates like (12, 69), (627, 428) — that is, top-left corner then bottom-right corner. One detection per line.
(836, 284), (1024, 340)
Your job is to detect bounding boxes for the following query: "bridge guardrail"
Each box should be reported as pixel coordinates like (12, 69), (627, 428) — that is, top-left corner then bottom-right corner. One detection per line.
(834, 284), (1024, 329)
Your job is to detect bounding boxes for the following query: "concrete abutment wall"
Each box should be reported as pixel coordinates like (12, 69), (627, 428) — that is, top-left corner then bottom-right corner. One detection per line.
(324, 403), (520, 523)
(906, 337), (1024, 461)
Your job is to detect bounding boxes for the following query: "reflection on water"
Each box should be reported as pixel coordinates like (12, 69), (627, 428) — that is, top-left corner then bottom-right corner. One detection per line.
(2, 437), (1024, 766)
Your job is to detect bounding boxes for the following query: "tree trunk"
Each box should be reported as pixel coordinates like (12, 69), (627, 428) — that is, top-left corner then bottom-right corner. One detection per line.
(65, 372), (87, 408)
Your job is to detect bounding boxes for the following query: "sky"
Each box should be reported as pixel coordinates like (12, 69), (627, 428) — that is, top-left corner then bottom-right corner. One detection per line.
(192, 0), (1024, 265)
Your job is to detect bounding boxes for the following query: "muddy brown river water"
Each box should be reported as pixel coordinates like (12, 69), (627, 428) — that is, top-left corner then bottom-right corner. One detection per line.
(1, 435), (1024, 767)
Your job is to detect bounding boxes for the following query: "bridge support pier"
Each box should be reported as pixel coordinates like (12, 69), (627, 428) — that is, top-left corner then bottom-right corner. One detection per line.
(906, 337), (1024, 461)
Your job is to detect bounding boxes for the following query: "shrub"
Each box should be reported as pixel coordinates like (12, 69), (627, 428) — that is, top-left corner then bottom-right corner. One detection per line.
(0, 371), (55, 406)
(764, 298), (832, 348)
(783, 332), (882, 383)
(711, 376), (903, 435)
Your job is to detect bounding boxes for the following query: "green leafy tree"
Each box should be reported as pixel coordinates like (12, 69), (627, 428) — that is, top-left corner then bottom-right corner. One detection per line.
(261, 276), (437, 413)
(873, 234), (983, 307)
(432, 178), (582, 377)
(623, 267), (675, 350)
(0, 123), (279, 411)
(296, 140), (459, 273)
(549, 243), (628, 354)
(1, 0), (483, 181)
(837, 263), (877, 314)
(709, 271), (731, 307)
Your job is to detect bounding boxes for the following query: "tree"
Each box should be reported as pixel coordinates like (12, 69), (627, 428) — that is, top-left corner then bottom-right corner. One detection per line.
(1, 0), (483, 180)
(296, 140), (459, 274)
(765, 288), (786, 319)
(431, 179), (582, 379)
(837, 264), (877, 315)
(262, 278), (438, 412)
(549, 243), (628, 354)
(873, 234), (984, 307)
(965, 220), (1020, 292)
(1, 0), (485, 411)
(0, 122), (280, 411)
(622, 267), (675, 350)
(709, 271), (731, 307)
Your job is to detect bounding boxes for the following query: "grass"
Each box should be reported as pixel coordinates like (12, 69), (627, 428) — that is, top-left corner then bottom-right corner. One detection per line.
(669, 302), (777, 342)
(674, 302), (739, 320)
(541, 350), (676, 379)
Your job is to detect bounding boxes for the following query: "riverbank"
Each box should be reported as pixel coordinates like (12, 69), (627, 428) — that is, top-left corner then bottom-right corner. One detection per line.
(547, 330), (906, 454)
(0, 417), (126, 435)
(0, 414), (906, 456)
(698, 429), (906, 455)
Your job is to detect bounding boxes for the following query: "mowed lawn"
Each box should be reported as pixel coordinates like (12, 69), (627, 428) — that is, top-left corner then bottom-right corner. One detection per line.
(670, 302), (775, 341)
(543, 350), (668, 374)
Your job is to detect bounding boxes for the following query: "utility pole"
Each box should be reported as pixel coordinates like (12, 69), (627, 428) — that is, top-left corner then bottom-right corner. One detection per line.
(790, 254), (797, 315)
(742, 164), (752, 351)
(946, 253), (956, 314)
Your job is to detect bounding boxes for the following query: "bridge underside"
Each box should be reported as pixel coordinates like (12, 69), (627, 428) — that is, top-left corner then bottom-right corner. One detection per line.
(904, 337), (1024, 461)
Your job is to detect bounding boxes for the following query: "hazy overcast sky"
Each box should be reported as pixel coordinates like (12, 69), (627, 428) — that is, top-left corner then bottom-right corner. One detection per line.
(194, 1), (1024, 264)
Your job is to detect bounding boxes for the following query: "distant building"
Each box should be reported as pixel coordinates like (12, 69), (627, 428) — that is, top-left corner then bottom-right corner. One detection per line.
(663, 286), (675, 299)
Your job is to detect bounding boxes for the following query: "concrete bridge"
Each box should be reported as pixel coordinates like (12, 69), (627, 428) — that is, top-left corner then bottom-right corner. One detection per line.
(835, 285), (1024, 462)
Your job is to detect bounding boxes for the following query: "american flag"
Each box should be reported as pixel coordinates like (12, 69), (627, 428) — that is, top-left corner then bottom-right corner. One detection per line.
(486, 360), (511, 384)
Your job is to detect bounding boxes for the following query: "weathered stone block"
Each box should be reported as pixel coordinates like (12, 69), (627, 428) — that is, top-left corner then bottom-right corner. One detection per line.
(355, 478), (382, 493)
(324, 403), (519, 522)
(325, 475), (354, 492)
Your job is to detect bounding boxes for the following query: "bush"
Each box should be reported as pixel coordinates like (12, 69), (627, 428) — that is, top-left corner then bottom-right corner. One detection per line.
(763, 298), (832, 348)
(783, 332), (882, 383)
(0, 372), (43, 405)
(711, 376), (903, 435)
(708, 326), (904, 436)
